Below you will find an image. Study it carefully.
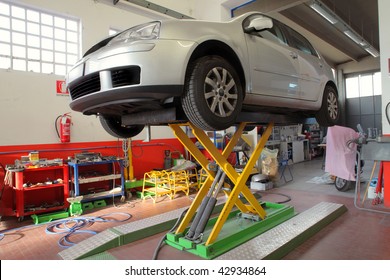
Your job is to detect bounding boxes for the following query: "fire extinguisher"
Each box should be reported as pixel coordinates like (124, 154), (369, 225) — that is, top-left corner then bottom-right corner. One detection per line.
(55, 113), (71, 143)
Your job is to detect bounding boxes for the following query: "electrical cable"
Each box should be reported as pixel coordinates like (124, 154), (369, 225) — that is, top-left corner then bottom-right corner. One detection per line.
(152, 207), (189, 260)
(0, 162), (10, 220)
(54, 115), (61, 139)
(131, 142), (183, 159)
(269, 192), (292, 204)
(254, 191), (291, 204)
(0, 222), (45, 242)
(384, 102), (390, 125)
(0, 162), (6, 202)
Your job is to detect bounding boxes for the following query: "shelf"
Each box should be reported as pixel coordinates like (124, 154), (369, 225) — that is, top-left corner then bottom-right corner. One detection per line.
(23, 165), (65, 172)
(23, 205), (65, 216)
(15, 183), (65, 192)
(79, 187), (122, 202)
(77, 174), (121, 184)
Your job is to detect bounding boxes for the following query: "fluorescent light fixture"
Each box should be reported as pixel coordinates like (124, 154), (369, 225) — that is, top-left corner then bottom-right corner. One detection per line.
(310, 2), (338, 24)
(344, 30), (366, 46)
(365, 46), (380, 58)
(309, 1), (378, 58)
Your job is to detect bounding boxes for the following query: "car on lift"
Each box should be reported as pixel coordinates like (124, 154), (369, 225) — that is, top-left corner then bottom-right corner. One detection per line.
(66, 12), (340, 138)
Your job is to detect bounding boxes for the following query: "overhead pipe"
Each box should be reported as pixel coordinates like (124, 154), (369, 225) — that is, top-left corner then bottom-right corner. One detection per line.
(118, 0), (192, 19)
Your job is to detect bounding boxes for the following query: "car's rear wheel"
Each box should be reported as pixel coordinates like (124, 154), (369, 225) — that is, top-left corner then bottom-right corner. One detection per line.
(99, 116), (144, 138)
(316, 85), (339, 127)
(182, 55), (243, 131)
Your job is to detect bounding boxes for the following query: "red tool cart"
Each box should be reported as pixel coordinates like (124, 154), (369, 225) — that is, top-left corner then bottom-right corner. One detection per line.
(12, 165), (69, 221)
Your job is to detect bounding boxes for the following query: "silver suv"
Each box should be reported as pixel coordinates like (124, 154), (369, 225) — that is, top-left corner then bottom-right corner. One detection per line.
(66, 12), (339, 138)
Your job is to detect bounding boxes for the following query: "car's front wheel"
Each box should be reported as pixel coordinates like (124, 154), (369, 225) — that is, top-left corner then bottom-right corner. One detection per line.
(316, 85), (340, 127)
(99, 116), (144, 138)
(182, 55), (243, 131)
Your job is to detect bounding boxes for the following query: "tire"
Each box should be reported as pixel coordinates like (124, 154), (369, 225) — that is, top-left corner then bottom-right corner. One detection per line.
(99, 116), (144, 138)
(182, 55), (243, 131)
(334, 177), (353, 192)
(316, 85), (339, 127)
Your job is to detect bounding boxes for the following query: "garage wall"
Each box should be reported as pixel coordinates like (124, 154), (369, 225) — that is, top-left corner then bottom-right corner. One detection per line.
(0, 0), (201, 177)
(338, 57), (380, 75)
(0, 0), (186, 146)
(379, 0), (390, 134)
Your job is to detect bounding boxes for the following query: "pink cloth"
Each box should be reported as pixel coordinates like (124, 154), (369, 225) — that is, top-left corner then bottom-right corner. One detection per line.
(325, 125), (359, 181)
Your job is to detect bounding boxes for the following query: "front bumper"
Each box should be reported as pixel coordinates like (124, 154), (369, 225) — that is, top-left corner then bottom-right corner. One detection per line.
(66, 39), (195, 114)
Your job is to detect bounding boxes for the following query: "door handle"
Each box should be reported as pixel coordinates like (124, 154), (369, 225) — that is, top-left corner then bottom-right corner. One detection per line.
(289, 52), (298, 59)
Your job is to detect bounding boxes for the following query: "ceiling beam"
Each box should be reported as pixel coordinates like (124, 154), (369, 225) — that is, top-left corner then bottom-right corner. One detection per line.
(121, 0), (193, 19)
(235, 0), (307, 14)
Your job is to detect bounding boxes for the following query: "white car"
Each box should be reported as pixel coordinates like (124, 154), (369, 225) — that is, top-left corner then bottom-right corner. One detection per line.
(66, 12), (339, 138)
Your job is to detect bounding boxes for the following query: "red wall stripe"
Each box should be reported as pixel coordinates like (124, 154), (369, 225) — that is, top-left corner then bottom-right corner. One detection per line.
(0, 138), (186, 179)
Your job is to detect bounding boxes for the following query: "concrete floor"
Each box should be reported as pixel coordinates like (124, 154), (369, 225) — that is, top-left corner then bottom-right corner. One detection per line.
(1, 157), (390, 260)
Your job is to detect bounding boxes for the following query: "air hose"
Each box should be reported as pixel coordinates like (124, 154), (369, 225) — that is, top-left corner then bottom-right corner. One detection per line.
(152, 207), (189, 260)
(45, 212), (132, 248)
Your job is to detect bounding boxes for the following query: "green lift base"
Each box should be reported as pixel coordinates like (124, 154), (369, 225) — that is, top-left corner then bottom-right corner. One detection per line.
(58, 201), (346, 260)
(31, 210), (69, 225)
(165, 202), (295, 259)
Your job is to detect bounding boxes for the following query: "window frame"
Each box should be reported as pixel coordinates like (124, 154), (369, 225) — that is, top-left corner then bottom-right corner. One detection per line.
(282, 24), (319, 57)
(242, 13), (319, 58)
(0, 0), (81, 76)
(345, 71), (382, 99)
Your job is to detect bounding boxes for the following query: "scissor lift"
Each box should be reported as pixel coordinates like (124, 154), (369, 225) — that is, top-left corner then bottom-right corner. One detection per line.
(165, 122), (296, 259)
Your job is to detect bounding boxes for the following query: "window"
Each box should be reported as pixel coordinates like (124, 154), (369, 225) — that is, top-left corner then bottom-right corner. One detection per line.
(346, 76), (359, 98)
(346, 72), (381, 99)
(285, 26), (318, 57)
(0, 1), (81, 76)
(258, 22), (288, 46)
(373, 72), (382, 96)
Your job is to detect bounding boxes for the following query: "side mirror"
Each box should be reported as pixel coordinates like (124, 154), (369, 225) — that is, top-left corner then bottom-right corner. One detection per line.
(244, 16), (273, 33)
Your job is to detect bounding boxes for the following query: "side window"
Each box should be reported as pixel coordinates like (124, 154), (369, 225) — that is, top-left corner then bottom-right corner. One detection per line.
(285, 27), (318, 57)
(258, 23), (288, 46)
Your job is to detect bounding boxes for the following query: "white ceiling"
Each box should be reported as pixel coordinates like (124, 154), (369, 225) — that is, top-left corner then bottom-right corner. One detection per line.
(118, 0), (380, 71)
(234, 0), (380, 68)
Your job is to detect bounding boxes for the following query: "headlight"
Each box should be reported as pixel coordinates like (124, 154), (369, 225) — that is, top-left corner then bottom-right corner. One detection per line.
(108, 21), (161, 45)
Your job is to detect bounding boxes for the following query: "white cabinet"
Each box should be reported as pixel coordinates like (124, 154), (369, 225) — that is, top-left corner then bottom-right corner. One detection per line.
(292, 141), (305, 163)
(279, 140), (308, 164)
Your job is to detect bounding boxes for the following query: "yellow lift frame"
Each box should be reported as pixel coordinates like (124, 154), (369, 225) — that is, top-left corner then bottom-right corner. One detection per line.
(169, 122), (274, 246)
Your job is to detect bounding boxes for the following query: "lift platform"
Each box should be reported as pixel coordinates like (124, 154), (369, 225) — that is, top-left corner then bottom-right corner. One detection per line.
(57, 121), (346, 260)
(165, 122), (296, 259)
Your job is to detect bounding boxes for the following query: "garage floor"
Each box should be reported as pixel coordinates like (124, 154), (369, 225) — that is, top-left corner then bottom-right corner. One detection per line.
(1, 157), (390, 260)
